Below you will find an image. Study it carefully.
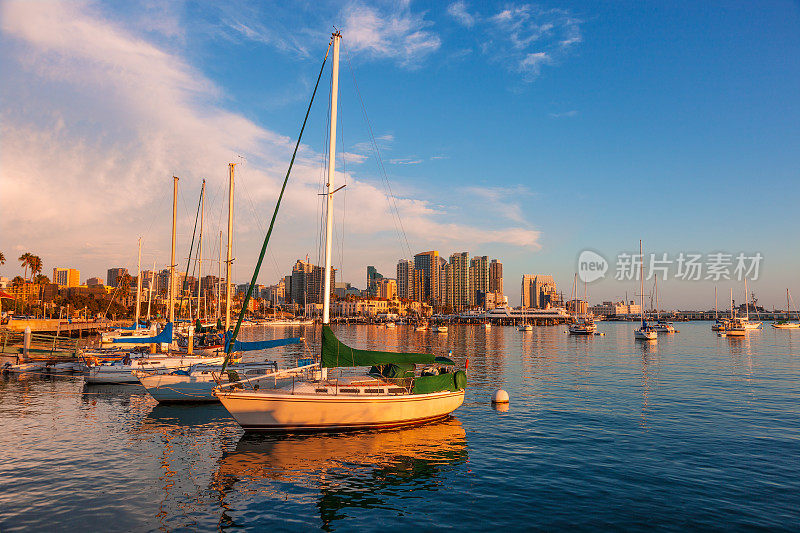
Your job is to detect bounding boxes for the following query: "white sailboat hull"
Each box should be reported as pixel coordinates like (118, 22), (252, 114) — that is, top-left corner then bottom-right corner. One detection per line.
(85, 355), (225, 384)
(215, 389), (465, 432)
(634, 329), (657, 340)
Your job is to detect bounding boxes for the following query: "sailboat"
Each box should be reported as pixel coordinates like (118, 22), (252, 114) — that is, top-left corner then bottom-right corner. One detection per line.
(652, 277), (676, 333)
(723, 288), (746, 336)
(711, 286), (728, 331)
(738, 277), (762, 330)
(214, 32), (466, 431)
(568, 274), (597, 335)
(86, 177), (225, 384)
(772, 289), (800, 329)
(634, 241), (657, 341)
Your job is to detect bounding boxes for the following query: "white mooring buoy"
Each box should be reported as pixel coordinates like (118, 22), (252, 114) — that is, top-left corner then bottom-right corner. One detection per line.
(492, 389), (510, 404)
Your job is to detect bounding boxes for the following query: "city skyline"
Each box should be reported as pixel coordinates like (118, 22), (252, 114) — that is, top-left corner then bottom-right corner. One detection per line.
(1, 1), (798, 309)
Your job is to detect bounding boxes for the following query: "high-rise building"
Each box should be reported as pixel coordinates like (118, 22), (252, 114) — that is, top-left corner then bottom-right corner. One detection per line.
(489, 259), (503, 295)
(377, 278), (397, 299)
(413, 251), (440, 306)
(366, 266), (383, 297)
(521, 274), (558, 308)
(52, 268), (80, 288)
(106, 267), (128, 288)
(449, 252), (470, 312)
(469, 256), (489, 307)
(396, 259), (413, 300)
(292, 259), (335, 305)
(86, 277), (104, 287)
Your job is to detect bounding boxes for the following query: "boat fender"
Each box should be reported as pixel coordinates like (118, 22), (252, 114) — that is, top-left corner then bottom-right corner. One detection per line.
(453, 370), (467, 390)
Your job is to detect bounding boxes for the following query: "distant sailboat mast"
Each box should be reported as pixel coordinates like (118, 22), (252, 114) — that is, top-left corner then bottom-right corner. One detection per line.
(197, 179), (205, 322)
(135, 237), (142, 330)
(225, 163), (235, 333)
(169, 176), (178, 327)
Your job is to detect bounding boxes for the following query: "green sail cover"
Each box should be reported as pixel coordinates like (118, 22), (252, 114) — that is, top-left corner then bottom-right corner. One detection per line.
(321, 325), (436, 368)
(412, 371), (467, 394)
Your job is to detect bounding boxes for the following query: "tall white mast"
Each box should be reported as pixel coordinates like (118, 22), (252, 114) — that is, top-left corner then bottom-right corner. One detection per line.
(744, 277), (749, 320)
(322, 32), (340, 327)
(730, 288), (734, 319)
(197, 179), (205, 322)
(146, 259), (155, 322)
(135, 237), (142, 329)
(169, 176), (178, 326)
(225, 163), (235, 332)
(714, 286), (718, 320)
(217, 230), (223, 321)
(639, 240), (646, 325)
(321, 31), (341, 381)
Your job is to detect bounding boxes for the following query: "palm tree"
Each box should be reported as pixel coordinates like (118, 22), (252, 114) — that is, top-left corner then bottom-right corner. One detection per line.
(30, 255), (43, 279)
(18, 253), (33, 281)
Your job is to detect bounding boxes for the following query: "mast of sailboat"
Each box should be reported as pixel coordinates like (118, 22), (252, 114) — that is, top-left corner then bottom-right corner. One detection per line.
(197, 179), (205, 322)
(730, 288), (734, 319)
(321, 31), (341, 381)
(225, 163), (235, 332)
(640, 240), (646, 327)
(714, 286), (718, 320)
(135, 237), (142, 330)
(744, 277), (749, 320)
(655, 276), (659, 322)
(217, 230), (223, 322)
(169, 176), (178, 331)
(146, 259), (155, 322)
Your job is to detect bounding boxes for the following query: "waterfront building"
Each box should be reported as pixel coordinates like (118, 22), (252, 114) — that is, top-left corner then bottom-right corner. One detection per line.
(442, 261), (453, 310)
(377, 278), (397, 300)
(489, 259), (503, 296)
(366, 266), (383, 297)
(52, 268), (80, 288)
(396, 260), (413, 300)
(291, 259), (335, 306)
(589, 301), (641, 317)
(85, 277), (104, 287)
(449, 252), (470, 312)
(521, 274), (559, 308)
(567, 299), (588, 314)
(470, 256), (489, 307)
(106, 267), (128, 288)
(414, 251), (440, 306)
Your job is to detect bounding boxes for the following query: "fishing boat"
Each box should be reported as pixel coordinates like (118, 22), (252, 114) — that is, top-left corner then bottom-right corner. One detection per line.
(214, 32), (466, 431)
(773, 289), (800, 329)
(415, 322), (428, 332)
(634, 241), (657, 341)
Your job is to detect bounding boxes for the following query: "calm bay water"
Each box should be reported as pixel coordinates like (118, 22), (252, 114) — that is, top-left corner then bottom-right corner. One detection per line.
(1, 322), (799, 531)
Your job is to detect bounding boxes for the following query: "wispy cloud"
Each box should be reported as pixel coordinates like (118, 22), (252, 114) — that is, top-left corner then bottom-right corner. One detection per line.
(389, 158), (423, 165)
(340, 2), (440, 68)
(0, 0), (540, 282)
(450, 3), (583, 81)
(464, 185), (534, 226)
(447, 1), (475, 28)
(549, 110), (578, 118)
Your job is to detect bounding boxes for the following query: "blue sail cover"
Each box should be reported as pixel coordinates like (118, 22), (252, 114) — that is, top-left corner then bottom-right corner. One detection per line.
(113, 322), (173, 344)
(224, 334), (302, 353)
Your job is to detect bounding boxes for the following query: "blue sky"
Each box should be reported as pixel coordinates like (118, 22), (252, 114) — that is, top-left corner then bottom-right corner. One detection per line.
(1, 0), (798, 309)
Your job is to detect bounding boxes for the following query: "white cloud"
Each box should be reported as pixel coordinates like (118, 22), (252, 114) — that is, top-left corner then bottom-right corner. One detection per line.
(447, 1), (475, 28)
(340, 2), (440, 68)
(0, 0), (540, 283)
(389, 158), (423, 165)
(549, 110), (578, 118)
(467, 4), (583, 81)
